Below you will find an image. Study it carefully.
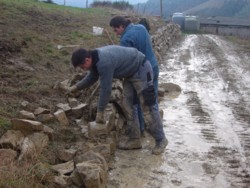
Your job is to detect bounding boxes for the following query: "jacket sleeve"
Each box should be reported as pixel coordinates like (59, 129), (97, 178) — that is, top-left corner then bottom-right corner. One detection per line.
(76, 71), (99, 90)
(120, 34), (135, 48)
(97, 66), (114, 112)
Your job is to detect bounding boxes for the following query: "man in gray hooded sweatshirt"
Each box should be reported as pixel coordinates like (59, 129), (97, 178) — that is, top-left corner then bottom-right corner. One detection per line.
(68, 45), (168, 155)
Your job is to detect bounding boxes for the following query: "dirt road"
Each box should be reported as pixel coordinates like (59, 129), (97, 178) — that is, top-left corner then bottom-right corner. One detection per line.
(107, 34), (250, 188)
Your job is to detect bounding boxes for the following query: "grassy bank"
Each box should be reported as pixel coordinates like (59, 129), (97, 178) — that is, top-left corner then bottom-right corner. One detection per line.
(0, 0), (117, 135)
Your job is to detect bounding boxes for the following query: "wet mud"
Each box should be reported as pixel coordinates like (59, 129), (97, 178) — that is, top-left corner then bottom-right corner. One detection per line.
(107, 34), (250, 188)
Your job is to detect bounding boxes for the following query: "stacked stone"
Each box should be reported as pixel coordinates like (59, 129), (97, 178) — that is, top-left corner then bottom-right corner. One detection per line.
(152, 23), (181, 63)
(0, 78), (126, 188)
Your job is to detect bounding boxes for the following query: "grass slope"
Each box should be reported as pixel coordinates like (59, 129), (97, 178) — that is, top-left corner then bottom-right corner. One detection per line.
(0, 0), (117, 135)
(0, 0), (122, 186)
(183, 0), (250, 18)
(183, 0), (225, 15)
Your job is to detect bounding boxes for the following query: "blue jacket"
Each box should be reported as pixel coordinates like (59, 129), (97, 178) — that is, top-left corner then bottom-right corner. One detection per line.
(120, 23), (158, 69)
(76, 45), (145, 112)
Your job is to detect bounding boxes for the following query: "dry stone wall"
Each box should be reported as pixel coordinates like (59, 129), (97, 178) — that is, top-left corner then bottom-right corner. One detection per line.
(0, 23), (181, 188)
(152, 23), (181, 63)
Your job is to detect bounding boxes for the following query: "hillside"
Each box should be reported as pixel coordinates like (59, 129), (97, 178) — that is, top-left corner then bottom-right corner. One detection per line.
(137, 0), (207, 18)
(137, 0), (250, 19)
(0, 0), (118, 136)
(183, 0), (225, 15)
(184, 0), (250, 18)
(0, 0), (128, 186)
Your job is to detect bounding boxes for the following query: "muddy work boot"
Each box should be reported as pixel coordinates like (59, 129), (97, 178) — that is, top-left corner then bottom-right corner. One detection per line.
(118, 138), (142, 150)
(152, 137), (168, 155)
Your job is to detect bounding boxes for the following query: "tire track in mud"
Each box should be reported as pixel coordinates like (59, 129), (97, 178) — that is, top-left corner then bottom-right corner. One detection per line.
(161, 34), (250, 187)
(185, 91), (219, 143)
(207, 146), (250, 187)
(205, 36), (250, 172)
(185, 90), (250, 187)
(230, 99), (250, 141)
(184, 35), (250, 187)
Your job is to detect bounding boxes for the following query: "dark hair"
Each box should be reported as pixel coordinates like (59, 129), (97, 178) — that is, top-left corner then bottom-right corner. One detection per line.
(71, 48), (90, 68)
(138, 18), (150, 32)
(109, 16), (131, 28)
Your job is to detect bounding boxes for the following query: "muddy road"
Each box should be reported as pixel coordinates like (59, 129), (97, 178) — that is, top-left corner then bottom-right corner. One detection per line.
(107, 34), (250, 188)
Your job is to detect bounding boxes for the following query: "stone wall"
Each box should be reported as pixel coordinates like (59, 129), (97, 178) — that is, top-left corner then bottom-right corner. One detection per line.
(152, 23), (182, 63)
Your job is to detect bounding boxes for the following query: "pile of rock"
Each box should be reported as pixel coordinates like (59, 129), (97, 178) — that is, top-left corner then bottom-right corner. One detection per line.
(0, 76), (176, 187)
(152, 23), (181, 63)
(0, 78), (126, 187)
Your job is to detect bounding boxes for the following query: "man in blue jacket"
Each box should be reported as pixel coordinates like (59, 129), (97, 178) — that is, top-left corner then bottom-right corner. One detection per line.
(68, 45), (168, 155)
(109, 16), (160, 142)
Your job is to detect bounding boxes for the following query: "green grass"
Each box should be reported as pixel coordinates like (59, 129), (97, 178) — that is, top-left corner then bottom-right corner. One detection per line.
(0, 118), (11, 136)
(1, 0), (114, 67)
(0, 161), (54, 188)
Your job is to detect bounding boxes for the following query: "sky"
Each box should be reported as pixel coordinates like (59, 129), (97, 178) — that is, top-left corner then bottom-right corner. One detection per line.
(52, 0), (148, 8)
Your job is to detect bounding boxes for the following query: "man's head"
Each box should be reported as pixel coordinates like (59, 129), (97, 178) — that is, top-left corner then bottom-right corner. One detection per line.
(71, 48), (92, 70)
(109, 16), (131, 36)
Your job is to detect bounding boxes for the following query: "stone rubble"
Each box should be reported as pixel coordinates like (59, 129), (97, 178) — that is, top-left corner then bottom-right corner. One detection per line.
(0, 23), (180, 188)
(152, 23), (182, 63)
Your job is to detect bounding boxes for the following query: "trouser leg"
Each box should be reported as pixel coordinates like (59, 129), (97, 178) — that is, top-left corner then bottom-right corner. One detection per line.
(153, 66), (159, 111)
(141, 103), (165, 141)
(122, 80), (140, 139)
(131, 61), (165, 141)
(135, 65), (159, 134)
(137, 104), (145, 133)
(134, 94), (145, 133)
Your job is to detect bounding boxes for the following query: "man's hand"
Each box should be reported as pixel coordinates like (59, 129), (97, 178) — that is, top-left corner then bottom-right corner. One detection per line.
(66, 85), (78, 96)
(96, 111), (105, 124)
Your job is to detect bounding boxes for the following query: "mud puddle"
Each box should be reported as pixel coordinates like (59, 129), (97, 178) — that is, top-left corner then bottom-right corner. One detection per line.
(107, 34), (250, 188)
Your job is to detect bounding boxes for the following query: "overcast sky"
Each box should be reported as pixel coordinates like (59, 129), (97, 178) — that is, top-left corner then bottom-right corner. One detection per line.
(52, 0), (148, 8)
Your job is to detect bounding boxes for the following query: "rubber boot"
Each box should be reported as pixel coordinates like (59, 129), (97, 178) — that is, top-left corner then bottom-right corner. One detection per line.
(152, 137), (168, 155)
